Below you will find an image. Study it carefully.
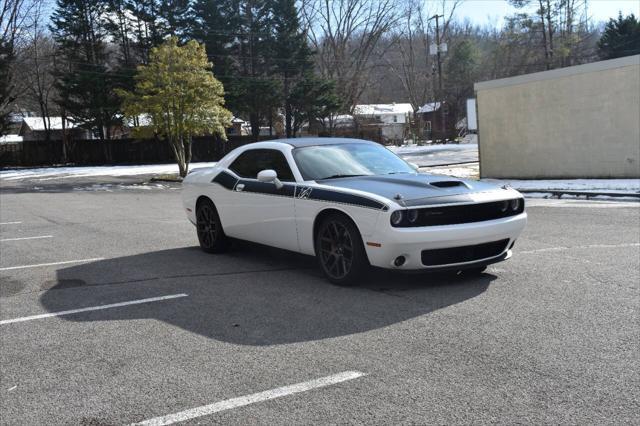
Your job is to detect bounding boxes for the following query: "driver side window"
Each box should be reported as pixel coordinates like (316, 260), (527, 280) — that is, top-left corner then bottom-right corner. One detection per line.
(228, 149), (295, 182)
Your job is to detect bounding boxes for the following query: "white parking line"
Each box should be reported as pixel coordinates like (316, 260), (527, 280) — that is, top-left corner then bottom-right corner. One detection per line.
(0, 294), (188, 325)
(0, 221), (22, 225)
(131, 371), (366, 426)
(0, 235), (53, 242)
(0, 257), (104, 271)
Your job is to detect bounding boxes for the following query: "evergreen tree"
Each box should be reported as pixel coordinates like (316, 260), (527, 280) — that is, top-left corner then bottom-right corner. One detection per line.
(50, 0), (121, 140)
(598, 13), (640, 59)
(190, 0), (341, 140)
(269, 0), (313, 137)
(289, 74), (341, 136)
(190, 0), (240, 105)
(0, 41), (15, 135)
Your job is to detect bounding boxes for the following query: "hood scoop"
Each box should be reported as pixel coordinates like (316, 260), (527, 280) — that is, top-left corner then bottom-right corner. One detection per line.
(429, 180), (469, 189)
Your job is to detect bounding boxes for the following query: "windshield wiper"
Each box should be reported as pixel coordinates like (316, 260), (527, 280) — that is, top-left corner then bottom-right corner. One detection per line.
(319, 174), (366, 180)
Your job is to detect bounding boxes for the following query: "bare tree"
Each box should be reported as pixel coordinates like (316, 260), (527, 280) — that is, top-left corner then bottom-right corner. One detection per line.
(1, 0), (38, 132)
(301, 0), (398, 115)
(381, 0), (461, 111)
(19, 1), (58, 141)
(509, 0), (591, 70)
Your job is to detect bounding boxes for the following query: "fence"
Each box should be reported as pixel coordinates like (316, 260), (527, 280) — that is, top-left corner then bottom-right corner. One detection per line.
(0, 135), (274, 168)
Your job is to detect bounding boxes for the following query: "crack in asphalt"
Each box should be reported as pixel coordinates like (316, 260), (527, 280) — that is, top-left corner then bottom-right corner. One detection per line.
(2, 267), (316, 297)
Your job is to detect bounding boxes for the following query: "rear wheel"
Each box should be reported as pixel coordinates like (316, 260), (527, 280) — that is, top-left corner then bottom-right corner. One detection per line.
(196, 198), (228, 253)
(315, 213), (368, 285)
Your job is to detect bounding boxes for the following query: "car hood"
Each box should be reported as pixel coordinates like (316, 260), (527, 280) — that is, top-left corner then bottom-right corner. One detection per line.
(317, 173), (509, 207)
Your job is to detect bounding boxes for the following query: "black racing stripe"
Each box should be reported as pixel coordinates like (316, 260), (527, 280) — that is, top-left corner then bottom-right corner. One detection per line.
(307, 187), (386, 210)
(211, 171), (237, 190)
(240, 180), (296, 197)
(212, 170), (385, 210)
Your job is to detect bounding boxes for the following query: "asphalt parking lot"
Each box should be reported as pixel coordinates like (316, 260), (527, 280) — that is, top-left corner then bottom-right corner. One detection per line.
(1, 178), (639, 425)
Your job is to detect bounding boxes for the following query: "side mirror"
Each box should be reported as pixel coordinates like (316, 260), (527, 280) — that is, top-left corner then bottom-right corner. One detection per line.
(257, 169), (283, 189)
(409, 162), (420, 171)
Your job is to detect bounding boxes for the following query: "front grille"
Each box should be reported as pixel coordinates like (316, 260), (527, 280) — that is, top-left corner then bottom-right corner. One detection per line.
(398, 199), (524, 227)
(421, 239), (510, 266)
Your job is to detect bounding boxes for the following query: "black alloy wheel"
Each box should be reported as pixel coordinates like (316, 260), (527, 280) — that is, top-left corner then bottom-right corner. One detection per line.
(315, 213), (368, 285)
(196, 198), (228, 253)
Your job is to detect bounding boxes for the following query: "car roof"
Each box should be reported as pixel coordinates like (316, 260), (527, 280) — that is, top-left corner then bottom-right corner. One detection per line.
(270, 137), (377, 148)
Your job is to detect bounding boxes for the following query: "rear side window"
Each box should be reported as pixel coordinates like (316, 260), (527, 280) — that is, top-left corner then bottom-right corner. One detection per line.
(228, 149), (295, 181)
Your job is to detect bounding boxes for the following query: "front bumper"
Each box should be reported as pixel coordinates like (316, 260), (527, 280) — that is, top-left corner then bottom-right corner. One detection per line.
(364, 212), (527, 270)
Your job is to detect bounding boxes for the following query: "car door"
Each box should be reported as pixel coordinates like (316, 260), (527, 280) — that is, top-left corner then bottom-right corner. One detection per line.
(220, 148), (299, 252)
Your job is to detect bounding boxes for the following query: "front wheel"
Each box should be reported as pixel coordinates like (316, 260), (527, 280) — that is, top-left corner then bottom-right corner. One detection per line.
(315, 213), (368, 285)
(196, 198), (228, 253)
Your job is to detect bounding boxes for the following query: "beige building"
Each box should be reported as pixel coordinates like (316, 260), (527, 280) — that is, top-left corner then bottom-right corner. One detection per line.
(474, 55), (640, 179)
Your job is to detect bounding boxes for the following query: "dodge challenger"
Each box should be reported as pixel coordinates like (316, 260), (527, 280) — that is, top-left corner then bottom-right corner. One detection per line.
(182, 138), (527, 285)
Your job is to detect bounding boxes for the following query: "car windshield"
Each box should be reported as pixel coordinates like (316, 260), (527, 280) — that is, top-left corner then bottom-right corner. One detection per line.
(293, 143), (415, 181)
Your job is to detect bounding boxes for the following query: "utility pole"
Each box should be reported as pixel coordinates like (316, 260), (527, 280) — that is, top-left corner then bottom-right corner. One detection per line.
(429, 14), (446, 142)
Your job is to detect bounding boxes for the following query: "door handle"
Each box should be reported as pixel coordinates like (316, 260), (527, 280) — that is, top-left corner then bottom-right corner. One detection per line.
(235, 183), (245, 192)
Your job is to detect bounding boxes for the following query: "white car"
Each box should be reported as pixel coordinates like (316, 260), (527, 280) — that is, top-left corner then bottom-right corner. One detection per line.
(182, 138), (527, 285)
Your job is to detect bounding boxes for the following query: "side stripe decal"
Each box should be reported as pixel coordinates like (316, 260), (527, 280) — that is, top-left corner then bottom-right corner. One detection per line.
(211, 171), (387, 211)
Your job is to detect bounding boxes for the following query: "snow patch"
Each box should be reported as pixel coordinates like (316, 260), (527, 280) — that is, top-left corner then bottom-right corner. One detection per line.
(1, 162), (217, 181)
(486, 179), (640, 192)
(389, 143), (478, 166)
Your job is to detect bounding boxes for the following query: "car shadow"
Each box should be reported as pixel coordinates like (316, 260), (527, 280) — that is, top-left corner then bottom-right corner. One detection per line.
(41, 243), (495, 346)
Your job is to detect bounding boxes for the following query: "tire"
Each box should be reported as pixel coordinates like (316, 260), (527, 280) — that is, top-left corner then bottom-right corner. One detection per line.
(314, 213), (368, 285)
(196, 198), (229, 253)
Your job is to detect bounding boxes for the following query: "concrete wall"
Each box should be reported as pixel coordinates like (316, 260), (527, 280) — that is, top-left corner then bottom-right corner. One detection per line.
(474, 55), (640, 178)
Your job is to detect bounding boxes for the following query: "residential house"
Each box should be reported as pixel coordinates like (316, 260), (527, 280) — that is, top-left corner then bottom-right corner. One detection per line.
(19, 117), (92, 141)
(416, 102), (457, 141)
(352, 103), (414, 143)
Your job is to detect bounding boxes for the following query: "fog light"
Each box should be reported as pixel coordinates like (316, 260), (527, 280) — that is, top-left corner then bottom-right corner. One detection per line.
(394, 256), (406, 267)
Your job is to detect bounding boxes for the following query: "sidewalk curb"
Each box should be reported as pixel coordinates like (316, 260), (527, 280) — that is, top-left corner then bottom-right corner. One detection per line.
(518, 189), (640, 199)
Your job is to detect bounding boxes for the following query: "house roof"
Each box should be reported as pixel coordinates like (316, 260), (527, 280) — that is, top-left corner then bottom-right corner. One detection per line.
(416, 102), (441, 113)
(353, 103), (414, 116)
(0, 134), (22, 144)
(21, 117), (78, 131)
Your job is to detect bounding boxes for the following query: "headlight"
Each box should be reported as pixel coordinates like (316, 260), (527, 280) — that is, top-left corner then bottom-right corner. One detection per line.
(499, 200), (509, 213)
(390, 210), (404, 226)
(407, 209), (419, 223)
(509, 199), (520, 211)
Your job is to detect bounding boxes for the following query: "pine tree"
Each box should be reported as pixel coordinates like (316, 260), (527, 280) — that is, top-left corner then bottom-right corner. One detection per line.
(190, 0), (240, 103)
(50, 0), (121, 141)
(269, 0), (314, 137)
(0, 41), (15, 135)
(598, 13), (640, 60)
(289, 74), (341, 136)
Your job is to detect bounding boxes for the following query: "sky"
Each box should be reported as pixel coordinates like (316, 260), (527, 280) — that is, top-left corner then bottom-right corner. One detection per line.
(41, 0), (640, 29)
(453, 0), (640, 27)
